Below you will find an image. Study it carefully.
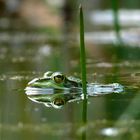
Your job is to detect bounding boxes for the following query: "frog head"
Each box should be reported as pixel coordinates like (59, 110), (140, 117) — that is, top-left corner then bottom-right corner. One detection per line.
(27, 71), (82, 90)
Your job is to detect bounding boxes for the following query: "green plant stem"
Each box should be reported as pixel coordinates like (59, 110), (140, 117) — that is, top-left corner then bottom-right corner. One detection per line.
(79, 5), (87, 124)
(111, 0), (123, 44)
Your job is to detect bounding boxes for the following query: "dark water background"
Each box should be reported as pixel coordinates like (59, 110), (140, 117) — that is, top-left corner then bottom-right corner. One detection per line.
(0, 0), (140, 140)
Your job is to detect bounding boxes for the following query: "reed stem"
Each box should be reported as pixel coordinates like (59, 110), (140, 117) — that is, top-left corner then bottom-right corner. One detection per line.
(111, 0), (123, 44)
(79, 4), (87, 125)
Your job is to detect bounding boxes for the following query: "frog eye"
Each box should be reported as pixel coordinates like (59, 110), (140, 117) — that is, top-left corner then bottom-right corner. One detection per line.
(52, 98), (65, 109)
(44, 71), (53, 78)
(52, 72), (65, 84)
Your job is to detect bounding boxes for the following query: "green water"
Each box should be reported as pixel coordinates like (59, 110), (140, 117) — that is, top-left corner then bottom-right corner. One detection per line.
(0, 5), (140, 139)
(0, 37), (140, 140)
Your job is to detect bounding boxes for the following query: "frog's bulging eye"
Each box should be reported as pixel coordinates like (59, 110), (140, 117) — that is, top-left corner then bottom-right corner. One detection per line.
(52, 72), (65, 84)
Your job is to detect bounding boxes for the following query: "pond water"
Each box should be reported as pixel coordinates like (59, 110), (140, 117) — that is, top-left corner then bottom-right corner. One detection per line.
(0, 11), (140, 140)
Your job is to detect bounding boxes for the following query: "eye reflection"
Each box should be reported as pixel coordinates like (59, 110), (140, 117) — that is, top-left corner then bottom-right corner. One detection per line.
(53, 98), (65, 107)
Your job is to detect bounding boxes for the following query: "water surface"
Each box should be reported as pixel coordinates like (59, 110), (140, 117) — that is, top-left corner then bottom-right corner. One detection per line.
(0, 10), (140, 140)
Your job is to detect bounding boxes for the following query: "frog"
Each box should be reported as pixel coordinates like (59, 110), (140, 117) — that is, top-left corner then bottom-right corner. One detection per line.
(25, 71), (83, 108)
(25, 71), (124, 109)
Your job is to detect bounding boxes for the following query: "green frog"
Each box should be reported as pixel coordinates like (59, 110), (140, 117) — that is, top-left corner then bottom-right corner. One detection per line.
(27, 71), (82, 89)
(25, 71), (124, 109)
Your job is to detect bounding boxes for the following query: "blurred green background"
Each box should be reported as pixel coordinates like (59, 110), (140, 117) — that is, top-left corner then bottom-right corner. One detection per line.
(0, 0), (140, 140)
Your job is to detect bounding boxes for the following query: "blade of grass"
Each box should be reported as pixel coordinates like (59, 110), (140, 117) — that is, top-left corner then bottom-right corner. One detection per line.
(79, 5), (87, 140)
(111, 0), (123, 44)
(79, 4), (87, 124)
